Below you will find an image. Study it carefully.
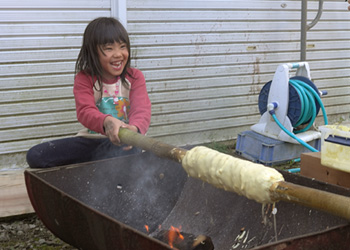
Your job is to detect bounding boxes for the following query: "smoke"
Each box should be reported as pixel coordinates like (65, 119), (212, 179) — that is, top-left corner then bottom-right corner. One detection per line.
(80, 152), (185, 233)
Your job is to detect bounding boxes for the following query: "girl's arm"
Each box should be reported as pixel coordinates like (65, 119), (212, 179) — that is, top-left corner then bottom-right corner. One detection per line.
(127, 68), (152, 135)
(73, 72), (109, 134)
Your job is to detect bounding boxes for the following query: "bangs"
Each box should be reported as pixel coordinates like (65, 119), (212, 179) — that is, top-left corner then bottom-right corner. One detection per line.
(93, 18), (129, 46)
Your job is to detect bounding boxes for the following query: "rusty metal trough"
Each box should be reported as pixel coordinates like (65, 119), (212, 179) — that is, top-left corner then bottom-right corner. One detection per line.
(25, 151), (350, 249)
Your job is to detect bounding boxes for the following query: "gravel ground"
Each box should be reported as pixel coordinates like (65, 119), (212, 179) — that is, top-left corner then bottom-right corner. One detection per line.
(0, 213), (76, 250)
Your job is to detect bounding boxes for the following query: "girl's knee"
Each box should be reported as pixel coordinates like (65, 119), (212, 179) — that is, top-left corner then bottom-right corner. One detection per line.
(26, 145), (46, 168)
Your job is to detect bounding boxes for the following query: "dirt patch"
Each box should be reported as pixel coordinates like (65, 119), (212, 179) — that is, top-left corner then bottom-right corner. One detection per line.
(0, 214), (76, 250)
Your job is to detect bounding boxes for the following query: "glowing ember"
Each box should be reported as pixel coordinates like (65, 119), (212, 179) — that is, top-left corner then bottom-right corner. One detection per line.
(168, 226), (184, 248)
(144, 225), (149, 233)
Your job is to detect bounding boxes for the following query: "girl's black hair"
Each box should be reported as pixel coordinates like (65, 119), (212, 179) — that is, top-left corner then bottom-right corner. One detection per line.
(75, 17), (131, 89)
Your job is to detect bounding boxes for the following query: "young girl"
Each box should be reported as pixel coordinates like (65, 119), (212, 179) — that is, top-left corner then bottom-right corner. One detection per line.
(26, 17), (151, 168)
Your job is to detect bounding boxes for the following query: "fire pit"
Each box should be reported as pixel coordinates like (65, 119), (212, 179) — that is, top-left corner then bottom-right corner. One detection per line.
(25, 151), (350, 249)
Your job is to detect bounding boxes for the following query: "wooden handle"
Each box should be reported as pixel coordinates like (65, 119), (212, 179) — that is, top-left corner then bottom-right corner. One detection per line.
(119, 128), (350, 220)
(119, 128), (187, 162)
(271, 181), (350, 220)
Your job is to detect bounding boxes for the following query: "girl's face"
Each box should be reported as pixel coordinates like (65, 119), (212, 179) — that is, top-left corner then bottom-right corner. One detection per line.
(98, 41), (129, 80)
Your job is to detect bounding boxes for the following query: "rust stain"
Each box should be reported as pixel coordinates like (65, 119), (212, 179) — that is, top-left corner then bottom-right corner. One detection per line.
(250, 58), (262, 95)
(246, 46), (257, 51)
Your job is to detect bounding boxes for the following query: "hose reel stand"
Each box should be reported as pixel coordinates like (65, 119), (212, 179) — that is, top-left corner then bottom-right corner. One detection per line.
(251, 62), (327, 145)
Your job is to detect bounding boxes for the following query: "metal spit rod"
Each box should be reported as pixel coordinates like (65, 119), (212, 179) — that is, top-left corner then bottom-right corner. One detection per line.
(118, 128), (350, 221)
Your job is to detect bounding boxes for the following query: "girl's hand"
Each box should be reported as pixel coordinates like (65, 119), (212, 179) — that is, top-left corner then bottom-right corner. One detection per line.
(120, 123), (138, 151)
(121, 123), (138, 133)
(103, 116), (138, 150)
(103, 116), (124, 145)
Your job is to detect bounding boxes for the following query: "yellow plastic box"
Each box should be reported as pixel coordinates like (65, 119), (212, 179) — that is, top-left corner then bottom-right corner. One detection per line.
(319, 124), (350, 173)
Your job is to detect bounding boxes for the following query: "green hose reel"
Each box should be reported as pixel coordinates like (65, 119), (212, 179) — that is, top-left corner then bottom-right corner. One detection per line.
(251, 62), (328, 144)
(258, 76), (327, 134)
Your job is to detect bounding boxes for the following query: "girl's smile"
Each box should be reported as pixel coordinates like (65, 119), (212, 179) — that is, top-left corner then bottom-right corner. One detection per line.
(98, 41), (129, 80)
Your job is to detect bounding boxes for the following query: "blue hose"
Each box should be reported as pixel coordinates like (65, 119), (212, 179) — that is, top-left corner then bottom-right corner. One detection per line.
(271, 113), (319, 152)
(289, 79), (328, 132)
(288, 168), (301, 173)
(270, 79), (328, 173)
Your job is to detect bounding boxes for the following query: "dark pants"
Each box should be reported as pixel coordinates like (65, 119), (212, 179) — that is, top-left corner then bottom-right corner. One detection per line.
(26, 136), (141, 168)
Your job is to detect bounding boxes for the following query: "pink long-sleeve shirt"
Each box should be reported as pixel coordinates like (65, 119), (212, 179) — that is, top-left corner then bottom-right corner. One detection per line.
(73, 68), (151, 135)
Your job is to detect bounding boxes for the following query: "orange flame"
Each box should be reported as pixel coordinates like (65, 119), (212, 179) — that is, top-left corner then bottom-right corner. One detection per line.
(144, 225), (149, 233)
(168, 226), (184, 248)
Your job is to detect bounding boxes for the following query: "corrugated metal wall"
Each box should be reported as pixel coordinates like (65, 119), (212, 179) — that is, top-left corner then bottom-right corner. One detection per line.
(0, 0), (112, 168)
(128, 0), (350, 146)
(1, 0), (350, 169)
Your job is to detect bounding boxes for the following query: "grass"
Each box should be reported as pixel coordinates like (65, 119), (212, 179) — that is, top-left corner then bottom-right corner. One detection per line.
(203, 140), (301, 171)
(203, 141), (235, 155)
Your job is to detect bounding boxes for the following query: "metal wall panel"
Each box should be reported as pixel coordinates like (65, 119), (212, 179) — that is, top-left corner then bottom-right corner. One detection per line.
(127, 0), (350, 146)
(0, 0), (111, 168)
(0, 0), (350, 169)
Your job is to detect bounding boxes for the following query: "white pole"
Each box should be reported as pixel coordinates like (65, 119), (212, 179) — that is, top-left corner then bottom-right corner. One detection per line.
(111, 0), (127, 29)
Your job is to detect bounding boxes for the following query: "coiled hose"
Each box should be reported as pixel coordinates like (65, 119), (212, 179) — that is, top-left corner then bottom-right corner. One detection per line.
(269, 78), (328, 172)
